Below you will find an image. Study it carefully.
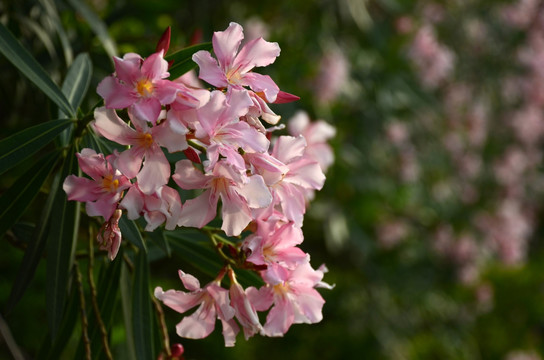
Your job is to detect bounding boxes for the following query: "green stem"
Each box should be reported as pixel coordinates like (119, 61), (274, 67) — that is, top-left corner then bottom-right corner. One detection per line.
(74, 262), (91, 360)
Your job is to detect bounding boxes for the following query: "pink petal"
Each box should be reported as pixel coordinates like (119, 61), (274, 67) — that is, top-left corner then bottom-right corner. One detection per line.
(137, 145), (171, 194)
(192, 51), (228, 88)
(93, 107), (138, 146)
(236, 175), (272, 209)
(220, 190), (253, 236)
(141, 50), (169, 80)
(143, 210), (166, 231)
(131, 97), (162, 124)
(233, 37), (280, 74)
(97, 76), (138, 109)
(178, 189), (218, 229)
(292, 288), (325, 324)
(152, 120), (188, 153)
(207, 284), (235, 321)
(246, 286), (274, 312)
(63, 175), (100, 202)
(179, 270), (201, 291)
(85, 195), (119, 221)
(213, 22), (244, 71)
(158, 186), (182, 230)
(119, 186), (144, 220)
(116, 147), (145, 179)
(271, 135), (307, 164)
(241, 72), (279, 102)
(275, 183), (306, 227)
(154, 287), (203, 314)
(263, 297), (294, 337)
(220, 318), (240, 347)
(274, 90), (300, 104)
(285, 159), (325, 190)
(113, 54), (141, 84)
(172, 159), (210, 190)
(76, 149), (107, 181)
(176, 301), (216, 339)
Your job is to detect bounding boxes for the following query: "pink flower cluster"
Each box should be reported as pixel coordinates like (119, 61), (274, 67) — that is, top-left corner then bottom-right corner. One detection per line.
(63, 22), (334, 344)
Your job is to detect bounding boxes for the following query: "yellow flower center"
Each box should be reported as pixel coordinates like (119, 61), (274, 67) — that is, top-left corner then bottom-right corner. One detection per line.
(138, 133), (154, 148)
(102, 175), (120, 192)
(135, 78), (154, 97)
(226, 68), (242, 85)
(273, 282), (290, 296)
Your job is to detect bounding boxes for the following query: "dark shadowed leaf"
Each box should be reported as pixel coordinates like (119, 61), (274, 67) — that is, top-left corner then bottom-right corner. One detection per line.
(5, 170), (61, 314)
(165, 42), (212, 79)
(0, 151), (59, 240)
(46, 148), (80, 338)
(0, 119), (72, 175)
(133, 250), (155, 360)
(0, 22), (75, 117)
(119, 215), (147, 252)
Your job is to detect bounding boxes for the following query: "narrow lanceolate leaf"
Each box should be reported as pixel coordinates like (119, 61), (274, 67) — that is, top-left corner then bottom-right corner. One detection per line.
(167, 231), (223, 279)
(165, 42), (212, 79)
(58, 53), (93, 146)
(120, 262), (137, 360)
(0, 151), (59, 240)
(0, 119), (73, 175)
(46, 148), (80, 338)
(5, 170), (61, 314)
(67, 0), (117, 59)
(74, 253), (123, 359)
(0, 22), (75, 117)
(133, 251), (155, 360)
(119, 215), (147, 252)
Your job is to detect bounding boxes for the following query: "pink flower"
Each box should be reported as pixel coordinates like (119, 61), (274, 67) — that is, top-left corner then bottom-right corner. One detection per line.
(246, 262), (329, 337)
(262, 136), (326, 227)
(63, 148), (131, 221)
(97, 51), (177, 124)
(287, 111), (336, 173)
(227, 269), (262, 340)
(192, 22), (281, 103)
(119, 184), (182, 231)
(242, 220), (308, 270)
(97, 209), (122, 260)
(173, 159), (272, 236)
(154, 270), (239, 347)
(93, 107), (186, 195)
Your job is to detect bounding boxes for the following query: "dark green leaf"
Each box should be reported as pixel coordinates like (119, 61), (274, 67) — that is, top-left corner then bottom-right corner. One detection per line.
(165, 42), (212, 79)
(147, 228), (171, 257)
(58, 53), (92, 145)
(0, 151), (59, 240)
(119, 215), (147, 252)
(133, 251), (155, 360)
(39, 283), (80, 360)
(167, 229), (223, 279)
(0, 119), (73, 175)
(5, 170), (61, 314)
(120, 262), (137, 360)
(46, 148), (80, 338)
(0, 22), (75, 117)
(165, 42), (212, 63)
(67, 0), (117, 59)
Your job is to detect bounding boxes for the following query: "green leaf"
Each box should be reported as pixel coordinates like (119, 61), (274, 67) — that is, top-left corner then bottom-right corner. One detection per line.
(5, 170), (61, 314)
(166, 229), (223, 279)
(46, 148), (80, 338)
(133, 251), (155, 360)
(67, 0), (117, 59)
(0, 119), (73, 175)
(120, 262), (137, 360)
(147, 228), (171, 257)
(119, 215), (147, 252)
(165, 42), (212, 79)
(61, 53), (92, 111)
(0, 22), (75, 117)
(77, 253), (123, 360)
(0, 151), (59, 240)
(58, 53), (93, 145)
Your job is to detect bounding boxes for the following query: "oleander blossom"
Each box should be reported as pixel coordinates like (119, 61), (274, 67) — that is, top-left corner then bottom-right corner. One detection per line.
(64, 22), (333, 346)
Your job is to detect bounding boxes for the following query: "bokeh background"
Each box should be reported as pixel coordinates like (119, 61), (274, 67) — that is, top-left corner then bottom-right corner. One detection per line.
(3, 0), (544, 359)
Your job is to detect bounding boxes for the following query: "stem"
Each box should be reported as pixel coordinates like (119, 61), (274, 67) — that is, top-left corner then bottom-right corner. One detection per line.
(152, 297), (171, 357)
(187, 139), (207, 153)
(87, 232), (113, 360)
(74, 262), (91, 360)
